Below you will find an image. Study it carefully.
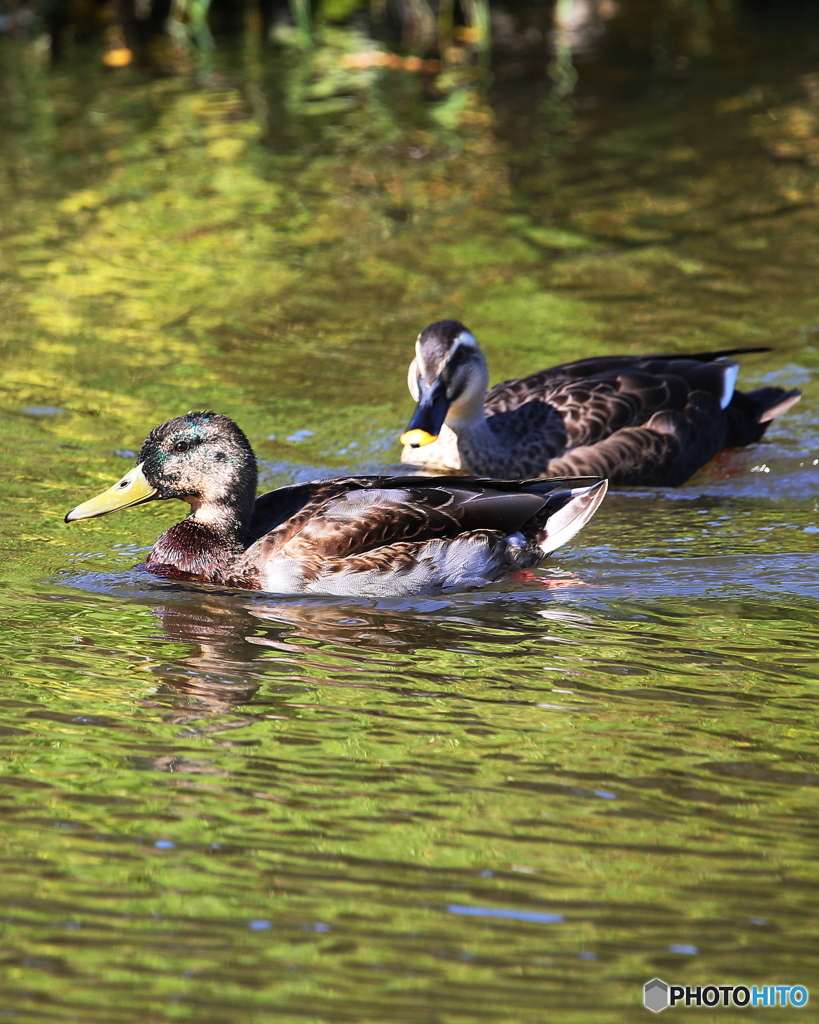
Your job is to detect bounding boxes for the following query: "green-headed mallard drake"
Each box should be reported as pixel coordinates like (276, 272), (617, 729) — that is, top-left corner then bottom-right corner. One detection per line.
(400, 320), (802, 486)
(65, 412), (607, 598)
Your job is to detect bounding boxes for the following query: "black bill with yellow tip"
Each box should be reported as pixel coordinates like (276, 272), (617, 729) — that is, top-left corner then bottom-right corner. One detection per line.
(64, 463), (159, 523)
(400, 378), (450, 448)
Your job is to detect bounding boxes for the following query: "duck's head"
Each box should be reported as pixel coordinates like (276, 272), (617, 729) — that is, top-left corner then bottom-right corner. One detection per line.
(65, 412), (258, 528)
(400, 320), (489, 448)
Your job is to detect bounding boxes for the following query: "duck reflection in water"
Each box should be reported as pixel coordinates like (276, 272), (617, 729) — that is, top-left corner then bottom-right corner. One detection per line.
(144, 581), (597, 720)
(147, 596), (264, 718)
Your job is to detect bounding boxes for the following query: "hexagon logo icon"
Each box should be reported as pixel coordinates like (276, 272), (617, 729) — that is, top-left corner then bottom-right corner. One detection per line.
(644, 978), (670, 1013)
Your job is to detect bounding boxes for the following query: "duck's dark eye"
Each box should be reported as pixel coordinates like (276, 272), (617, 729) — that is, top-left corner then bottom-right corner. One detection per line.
(173, 440), (191, 453)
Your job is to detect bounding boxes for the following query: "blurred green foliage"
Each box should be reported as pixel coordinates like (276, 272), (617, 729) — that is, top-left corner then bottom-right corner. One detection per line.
(1, 0), (777, 72)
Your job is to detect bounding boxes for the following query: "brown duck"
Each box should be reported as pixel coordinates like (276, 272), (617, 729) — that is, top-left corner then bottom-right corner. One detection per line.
(65, 412), (607, 598)
(400, 320), (802, 486)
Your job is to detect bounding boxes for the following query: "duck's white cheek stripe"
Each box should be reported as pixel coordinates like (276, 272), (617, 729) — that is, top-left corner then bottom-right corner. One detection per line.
(453, 331), (478, 350)
(444, 334), (479, 367)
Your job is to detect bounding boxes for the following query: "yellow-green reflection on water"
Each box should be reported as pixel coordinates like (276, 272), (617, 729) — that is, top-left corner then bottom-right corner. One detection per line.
(1, 21), (819, 1024)
(2, 580), (819, 1022)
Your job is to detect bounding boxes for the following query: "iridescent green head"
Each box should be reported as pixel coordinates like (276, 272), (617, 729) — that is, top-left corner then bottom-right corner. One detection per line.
(65, 412), (258, 524)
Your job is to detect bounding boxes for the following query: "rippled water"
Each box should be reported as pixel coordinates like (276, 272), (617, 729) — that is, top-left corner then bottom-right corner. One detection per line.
(1, 12), (819, 1023)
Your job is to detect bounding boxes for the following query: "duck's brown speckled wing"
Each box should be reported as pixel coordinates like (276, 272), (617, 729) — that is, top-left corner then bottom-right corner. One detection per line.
(271, 486), (466, 565)
(543, 391), (727, 487)
(248, 475), (577, 543)
(250, 476), (562, 561)
(540, 372), (696, 448)
(485, 355), (742, 443)
(481, 347), (799, 484)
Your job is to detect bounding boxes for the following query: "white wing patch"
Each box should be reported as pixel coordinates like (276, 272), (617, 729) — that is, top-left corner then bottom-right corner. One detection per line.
(717, 359), (739, 409)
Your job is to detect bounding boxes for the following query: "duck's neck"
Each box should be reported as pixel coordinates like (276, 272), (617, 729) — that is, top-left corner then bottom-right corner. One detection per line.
(145, 501), (249, 584)
(446, 401), (490, 434)
(187, 499), (249, 539)
(405, 409), (501, 473)
(444, 407), (504, 467)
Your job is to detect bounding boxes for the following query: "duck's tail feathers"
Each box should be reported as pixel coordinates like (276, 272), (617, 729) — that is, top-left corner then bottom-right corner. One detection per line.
(753, 387), (803, 423)
(725, 387), (802, 447)
(534, 479), (608, 556)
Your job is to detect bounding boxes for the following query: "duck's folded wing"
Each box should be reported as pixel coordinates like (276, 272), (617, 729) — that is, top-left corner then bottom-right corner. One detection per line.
(545, 373), (692, 447)
(262, 483), (557, 562)
(249, 474), (603, 559)
(488, 372), (689, 447)
(544, 391), (728, 487)
(246, 477), (445, 543)
(487, 358), (747, 449)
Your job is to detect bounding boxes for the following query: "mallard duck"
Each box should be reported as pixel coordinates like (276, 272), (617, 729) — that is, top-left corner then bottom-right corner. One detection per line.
(400, 320), (802, 486)
(65, 412), (607, 597)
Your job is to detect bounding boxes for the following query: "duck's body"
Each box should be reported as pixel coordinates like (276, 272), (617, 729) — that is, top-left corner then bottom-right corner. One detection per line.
(400, 321), (802, 486)
(65, 413), (607, 598)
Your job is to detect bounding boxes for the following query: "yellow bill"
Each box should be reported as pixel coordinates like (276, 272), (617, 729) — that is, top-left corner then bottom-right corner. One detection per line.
(400, 428), (439, 447)
(65, 463), (159, 523)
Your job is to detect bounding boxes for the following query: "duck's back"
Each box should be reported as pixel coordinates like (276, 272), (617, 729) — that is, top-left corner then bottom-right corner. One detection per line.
(485, 351), (744, 423)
